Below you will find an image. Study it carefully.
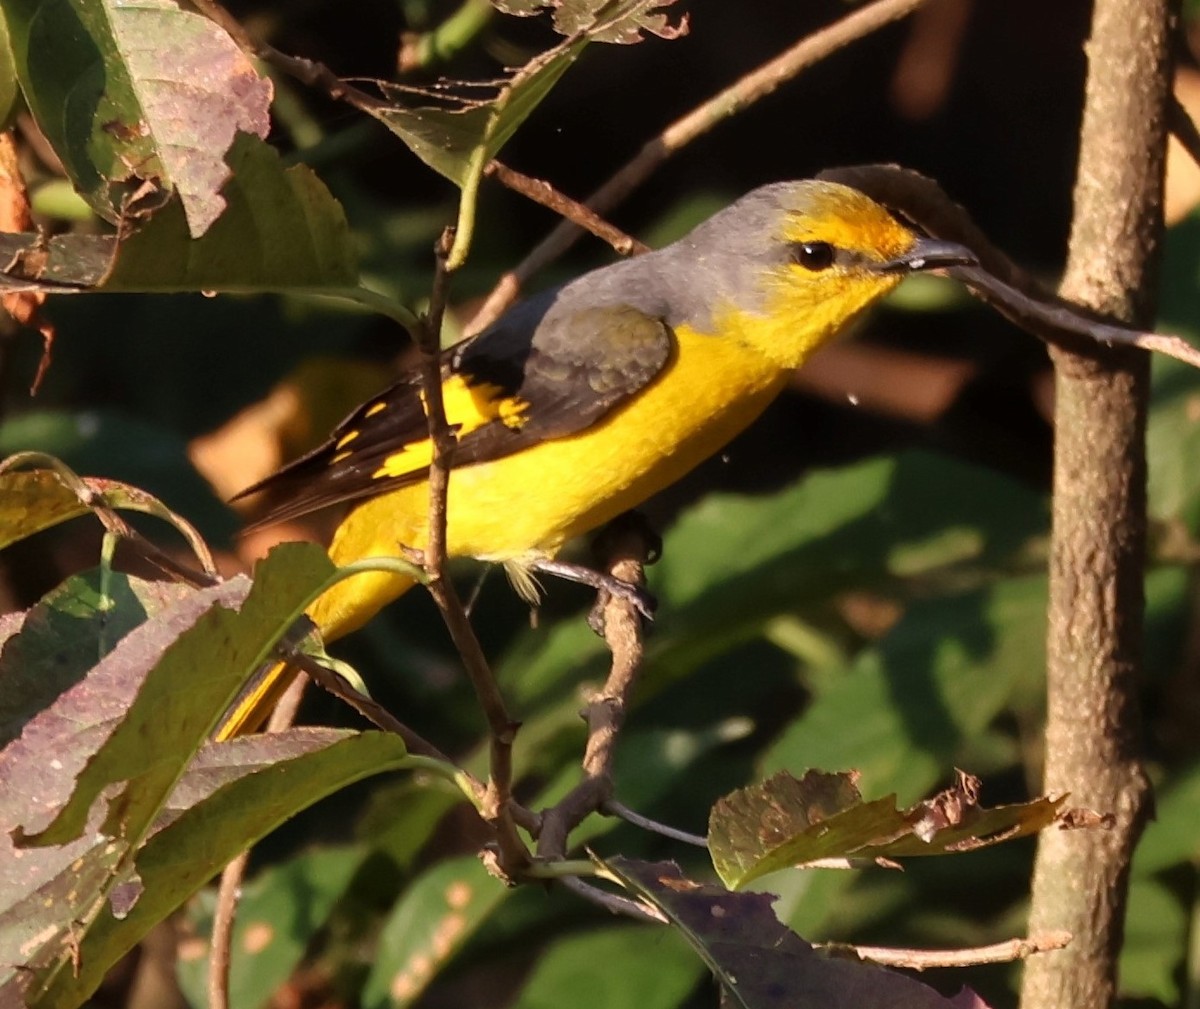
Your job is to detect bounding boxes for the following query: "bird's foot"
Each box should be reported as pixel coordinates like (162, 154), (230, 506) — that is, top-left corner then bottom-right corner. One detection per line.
(526, 557), (656, 633)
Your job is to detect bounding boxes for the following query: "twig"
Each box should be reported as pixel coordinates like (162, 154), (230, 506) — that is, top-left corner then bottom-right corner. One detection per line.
(484, 163), (649, 257)
(465, 0), (932, 333)
(601, 799), (708, 847)
(558, 875), (668, 924)
(413, 230), (529, 877)
(825, 931), (1073, 971)
(207, 851), (248, 1009)
(286, 651), (488, 804)
(1169, 93), (1200, 172)
(207, 698), (299, 1009)
(537, 521), (652, 860)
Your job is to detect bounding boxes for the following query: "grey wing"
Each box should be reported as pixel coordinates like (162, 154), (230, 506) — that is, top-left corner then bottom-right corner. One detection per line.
(449, 300), (675, 464)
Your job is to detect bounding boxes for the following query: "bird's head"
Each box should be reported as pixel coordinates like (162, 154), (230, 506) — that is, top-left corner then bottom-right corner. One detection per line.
(679, 180), (976, 368)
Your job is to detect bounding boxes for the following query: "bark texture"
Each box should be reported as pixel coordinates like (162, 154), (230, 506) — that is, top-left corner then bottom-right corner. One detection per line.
(1019, 2), (1175, 1008)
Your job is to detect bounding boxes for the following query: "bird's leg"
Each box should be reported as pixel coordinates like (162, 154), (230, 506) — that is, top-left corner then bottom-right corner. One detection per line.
(528, 512), (662, 633)
(526, 558), (657, 628)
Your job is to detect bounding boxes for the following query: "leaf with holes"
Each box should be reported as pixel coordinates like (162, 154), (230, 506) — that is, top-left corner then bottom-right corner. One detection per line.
(709, 769), (1067, 890)
(2, 0), (271, 235)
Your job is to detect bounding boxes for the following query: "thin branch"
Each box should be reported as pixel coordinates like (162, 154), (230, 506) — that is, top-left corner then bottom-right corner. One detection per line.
(827, 931), (1073, 971)
(601, 799), (708, 847)
(412, 230), (529, 877)
(537, 521), (652, 860)
(207, 698), (300, 1009)
(207, 851), (247, 1009)
(286, 651), (488, 806)
(484, 162), (649, 257)
(1169, 92), (1200, 172)
(466, 0), (932, 333)
(557, 875), (668, 924)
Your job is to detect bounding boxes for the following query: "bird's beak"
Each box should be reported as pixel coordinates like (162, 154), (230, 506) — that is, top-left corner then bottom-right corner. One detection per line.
(877, 236), (978, 274)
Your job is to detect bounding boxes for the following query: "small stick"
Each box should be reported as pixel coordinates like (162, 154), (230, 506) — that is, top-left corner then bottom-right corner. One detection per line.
(207, 699), (302, 1009)
(602, 799), (708, 848)
(823, 930), (1073, 971)
(558, 875), (668, 924)
(484, 163), (649, 257)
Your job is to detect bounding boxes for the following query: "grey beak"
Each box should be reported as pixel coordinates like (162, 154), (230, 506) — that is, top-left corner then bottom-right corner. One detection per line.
(878, 236), (978, 274)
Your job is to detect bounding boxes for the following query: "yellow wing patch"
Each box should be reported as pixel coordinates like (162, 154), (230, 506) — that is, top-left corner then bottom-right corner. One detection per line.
(371, 374), (529, 480)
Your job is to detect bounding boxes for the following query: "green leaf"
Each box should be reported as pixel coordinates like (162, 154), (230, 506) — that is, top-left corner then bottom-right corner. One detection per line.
(510, 925), (702, 1009)
(368, 42), (581, 189)
(23, 542), (334, 847)
(2, 0), (271, 235)
(369, 0), (685, 196)
(0, 569), (193, 749)
(0, 467), (104, 548)
(362, 855), (508, 1009)
(0, 135), (360, 294)
(23, 729), (413, 1009)
(762, 575), (1048, 800)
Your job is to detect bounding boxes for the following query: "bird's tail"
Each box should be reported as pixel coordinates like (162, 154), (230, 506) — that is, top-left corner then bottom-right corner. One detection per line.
(214, 659), (300, 740)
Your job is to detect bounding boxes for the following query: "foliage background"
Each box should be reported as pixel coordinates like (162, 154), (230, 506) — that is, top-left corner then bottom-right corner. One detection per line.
(1, 1), (1198, 1008)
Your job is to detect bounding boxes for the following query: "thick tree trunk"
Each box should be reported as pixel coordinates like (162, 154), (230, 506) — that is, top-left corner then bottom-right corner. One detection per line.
(1019, 1), (1175, 1007)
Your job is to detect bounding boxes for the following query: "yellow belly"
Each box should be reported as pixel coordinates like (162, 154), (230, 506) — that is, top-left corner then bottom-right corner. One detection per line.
(315, 325), (786, 638)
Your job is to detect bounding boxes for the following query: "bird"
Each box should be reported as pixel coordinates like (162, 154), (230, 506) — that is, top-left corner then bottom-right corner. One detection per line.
(217, 178), (976, 739)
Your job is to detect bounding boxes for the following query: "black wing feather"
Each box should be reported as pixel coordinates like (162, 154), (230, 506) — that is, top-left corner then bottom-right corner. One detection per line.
(236, 296), (673, 529)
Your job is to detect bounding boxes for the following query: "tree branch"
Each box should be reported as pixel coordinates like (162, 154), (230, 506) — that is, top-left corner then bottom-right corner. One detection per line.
(1019, 2), (1172, 1007)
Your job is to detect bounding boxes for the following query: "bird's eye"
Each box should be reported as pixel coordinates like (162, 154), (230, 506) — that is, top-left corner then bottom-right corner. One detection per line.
(792, 241), (836, 271)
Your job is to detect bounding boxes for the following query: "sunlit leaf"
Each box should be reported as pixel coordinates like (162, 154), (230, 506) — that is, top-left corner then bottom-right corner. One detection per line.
(709, 769), (1064, 890)
(492, 0), (688, 43)
(0, 136), (358, 294)
(2, 0), (271, 235)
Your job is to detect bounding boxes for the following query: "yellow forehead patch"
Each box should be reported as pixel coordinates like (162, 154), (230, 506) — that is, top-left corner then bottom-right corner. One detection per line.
(781, 185), (916, 265)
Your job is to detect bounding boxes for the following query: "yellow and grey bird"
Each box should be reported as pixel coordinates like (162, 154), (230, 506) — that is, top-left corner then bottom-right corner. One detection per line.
(218, 179), (975, 738)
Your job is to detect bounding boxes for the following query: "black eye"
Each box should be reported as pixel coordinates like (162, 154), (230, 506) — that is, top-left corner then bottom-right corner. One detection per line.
(792, 241), (836, 271)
